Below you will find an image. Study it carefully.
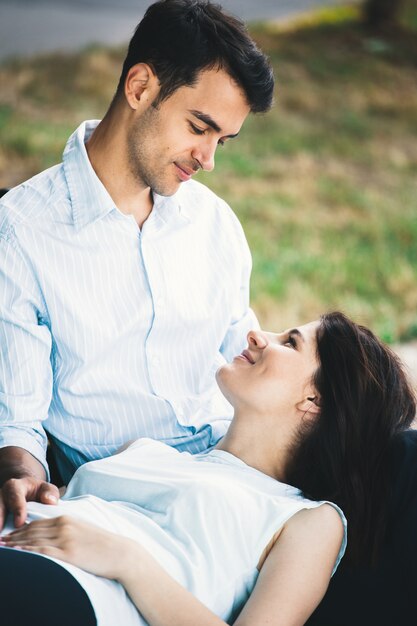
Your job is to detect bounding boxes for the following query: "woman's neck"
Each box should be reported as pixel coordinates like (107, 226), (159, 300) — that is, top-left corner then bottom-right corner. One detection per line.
(215, 410), (295, 483)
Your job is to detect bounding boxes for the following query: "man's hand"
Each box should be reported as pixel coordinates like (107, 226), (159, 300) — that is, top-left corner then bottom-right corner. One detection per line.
(0, 446), (60, 531)
(0, 476), (59, 529)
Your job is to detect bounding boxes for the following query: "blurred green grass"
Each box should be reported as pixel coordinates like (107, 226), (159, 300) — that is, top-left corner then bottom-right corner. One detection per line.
(0, 4), (416, 342)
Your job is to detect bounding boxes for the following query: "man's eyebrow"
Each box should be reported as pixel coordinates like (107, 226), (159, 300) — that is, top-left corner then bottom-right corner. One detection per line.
(189, 110), (239, 139)
(288, 328), (305, 343)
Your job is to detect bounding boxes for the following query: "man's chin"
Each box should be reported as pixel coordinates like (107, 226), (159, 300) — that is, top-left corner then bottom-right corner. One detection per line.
(152, 181), (183, 198)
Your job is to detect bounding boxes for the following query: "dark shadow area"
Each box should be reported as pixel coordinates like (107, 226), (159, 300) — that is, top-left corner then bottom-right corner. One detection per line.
(307, 429), (417, 626)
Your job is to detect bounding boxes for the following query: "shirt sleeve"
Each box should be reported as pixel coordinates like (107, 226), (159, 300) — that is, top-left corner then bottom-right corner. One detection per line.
(0, 231), (53, 478)
(219, 204), (260, 363)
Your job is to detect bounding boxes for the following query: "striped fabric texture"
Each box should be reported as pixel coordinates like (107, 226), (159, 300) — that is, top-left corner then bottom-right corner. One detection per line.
(0, 120), (258, 482)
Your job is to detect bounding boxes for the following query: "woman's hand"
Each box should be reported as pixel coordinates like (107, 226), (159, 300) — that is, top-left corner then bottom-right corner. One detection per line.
(2, 517), (228, 626)
(0, 515), (130, 580)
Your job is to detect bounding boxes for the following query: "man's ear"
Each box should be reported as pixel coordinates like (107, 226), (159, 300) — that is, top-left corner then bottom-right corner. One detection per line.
(297, 395), (321, 417)
(124, 63), (160, 110)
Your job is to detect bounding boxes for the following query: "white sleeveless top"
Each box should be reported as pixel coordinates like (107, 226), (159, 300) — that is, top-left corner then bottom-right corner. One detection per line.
(21, 439), (347, 625)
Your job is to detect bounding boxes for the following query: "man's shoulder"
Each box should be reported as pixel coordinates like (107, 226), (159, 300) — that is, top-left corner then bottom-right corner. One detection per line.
(178, 178), (239, 223)
(0, 163), (68, 236)
(176, 179), (250, 255)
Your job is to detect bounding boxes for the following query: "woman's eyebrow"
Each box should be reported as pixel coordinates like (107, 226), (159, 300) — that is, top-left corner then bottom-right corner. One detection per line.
(288, 328), (304, 343)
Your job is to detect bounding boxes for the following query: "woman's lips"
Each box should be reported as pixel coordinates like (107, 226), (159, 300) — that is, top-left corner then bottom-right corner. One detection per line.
(242, 349), (255, 364)
(235, 350), (255, 364)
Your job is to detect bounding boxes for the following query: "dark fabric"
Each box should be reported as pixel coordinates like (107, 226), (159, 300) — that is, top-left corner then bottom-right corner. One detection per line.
(306, 429), (417, 626)
(0, 546), (97, 626)
(46, 438), (65, 488)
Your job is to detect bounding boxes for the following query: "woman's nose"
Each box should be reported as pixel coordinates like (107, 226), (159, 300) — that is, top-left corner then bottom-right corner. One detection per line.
(247, 329), (268, 349)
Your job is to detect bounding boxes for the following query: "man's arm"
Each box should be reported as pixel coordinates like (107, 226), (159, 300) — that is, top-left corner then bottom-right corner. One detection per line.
(0, 229), (57, 529)
(0, 447), (59, 529)
(219, 207), (260, 362)
(0, 446), (46, 485)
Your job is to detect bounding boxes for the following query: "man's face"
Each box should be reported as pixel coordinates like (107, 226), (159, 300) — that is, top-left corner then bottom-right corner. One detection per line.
(127, 67), (251, 196)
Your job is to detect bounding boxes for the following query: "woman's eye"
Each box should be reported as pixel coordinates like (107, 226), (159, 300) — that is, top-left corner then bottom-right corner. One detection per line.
(284, 336), (297, 348)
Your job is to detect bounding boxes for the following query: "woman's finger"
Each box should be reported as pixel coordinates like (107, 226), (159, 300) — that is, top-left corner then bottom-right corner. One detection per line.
(3, 526), (57, 540)
(2, 535), (61, 547)
(2, 525), (59, 542)
(6, 516), (65, 534)
(1, 518), (73, 547)
(4, 515), (76, 539)
(7, 544), (65, 560)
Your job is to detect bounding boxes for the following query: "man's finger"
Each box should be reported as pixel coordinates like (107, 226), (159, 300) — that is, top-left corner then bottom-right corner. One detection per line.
(0, 491), (8, 531)
(1, 479), (28, 527)
(38, 482), (59, 505)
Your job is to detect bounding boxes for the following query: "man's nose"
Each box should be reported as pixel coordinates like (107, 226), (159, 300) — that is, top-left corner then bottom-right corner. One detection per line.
(192, 139), (216, 172)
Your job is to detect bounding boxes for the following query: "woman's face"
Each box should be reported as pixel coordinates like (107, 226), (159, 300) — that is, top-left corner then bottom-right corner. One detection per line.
(216, 321), (320, 416)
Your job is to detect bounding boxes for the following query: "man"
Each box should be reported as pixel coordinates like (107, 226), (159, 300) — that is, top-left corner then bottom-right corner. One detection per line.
(0, 0), (274, 529)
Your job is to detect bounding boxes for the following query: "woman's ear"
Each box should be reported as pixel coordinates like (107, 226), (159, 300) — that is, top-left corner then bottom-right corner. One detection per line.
(297, 395), (321, 417)
(124, 63), (160, 110)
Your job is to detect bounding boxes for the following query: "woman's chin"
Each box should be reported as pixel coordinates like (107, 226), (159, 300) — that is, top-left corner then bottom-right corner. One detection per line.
(215, 363), (228, 382)
(215, 366), (235, 405)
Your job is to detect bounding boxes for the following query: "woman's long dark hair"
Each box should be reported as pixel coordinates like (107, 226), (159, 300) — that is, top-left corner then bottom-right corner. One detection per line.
(286, 311), (416, 565)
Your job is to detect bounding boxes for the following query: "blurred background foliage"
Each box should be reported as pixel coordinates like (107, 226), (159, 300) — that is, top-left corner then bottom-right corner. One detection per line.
(0, 1), (416, 342)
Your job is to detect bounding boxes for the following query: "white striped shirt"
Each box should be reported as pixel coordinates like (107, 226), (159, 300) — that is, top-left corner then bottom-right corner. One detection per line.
(0, 120), (258, 482)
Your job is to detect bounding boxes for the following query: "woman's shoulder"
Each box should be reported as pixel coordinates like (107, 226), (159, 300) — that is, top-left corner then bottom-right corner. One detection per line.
(279, 503), (347, 576)
(269, 504), (346, 574)
(287, 504), (345, 538)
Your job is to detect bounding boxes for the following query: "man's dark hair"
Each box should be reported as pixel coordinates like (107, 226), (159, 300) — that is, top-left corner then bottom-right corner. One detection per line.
(115, 0), (274, 113)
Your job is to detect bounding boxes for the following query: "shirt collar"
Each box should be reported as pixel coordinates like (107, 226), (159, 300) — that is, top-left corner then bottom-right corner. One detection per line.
(152, 190), (190, 227)
(63, 120), (190, 231)
(63, 120), (116, 231)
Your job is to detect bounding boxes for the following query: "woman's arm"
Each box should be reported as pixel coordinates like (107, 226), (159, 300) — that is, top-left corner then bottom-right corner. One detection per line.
(234, 504), (344, 626)
(1, 516), (226, 626)
(1, 503), (343, 626)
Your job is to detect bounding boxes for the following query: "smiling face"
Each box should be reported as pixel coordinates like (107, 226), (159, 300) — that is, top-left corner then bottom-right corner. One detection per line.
(216, 321), (320, 418)
(126, 67), (250, 196)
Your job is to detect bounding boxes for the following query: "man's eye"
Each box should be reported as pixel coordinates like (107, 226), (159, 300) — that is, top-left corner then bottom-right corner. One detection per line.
(189, 122), (206, 135)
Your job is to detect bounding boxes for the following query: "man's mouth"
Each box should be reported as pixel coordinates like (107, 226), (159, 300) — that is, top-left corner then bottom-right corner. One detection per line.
(174, 163), (198, 182)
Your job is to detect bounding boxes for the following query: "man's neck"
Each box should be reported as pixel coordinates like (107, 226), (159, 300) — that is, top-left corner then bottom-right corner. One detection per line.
(86, 115), (153, 228)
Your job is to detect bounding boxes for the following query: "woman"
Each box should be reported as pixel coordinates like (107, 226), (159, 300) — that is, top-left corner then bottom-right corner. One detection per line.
(1, 312), (415, 626)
